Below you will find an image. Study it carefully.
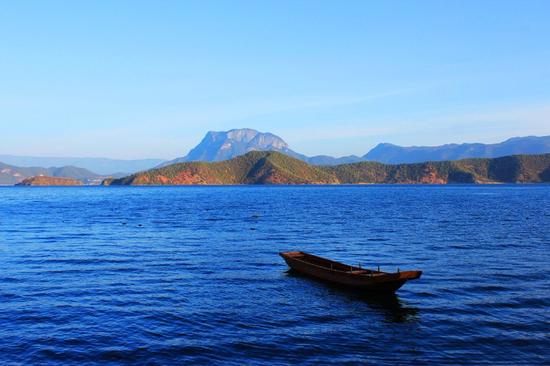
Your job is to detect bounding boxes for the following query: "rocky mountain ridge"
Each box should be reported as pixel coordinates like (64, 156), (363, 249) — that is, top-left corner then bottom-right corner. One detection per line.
(162, 129), (550, 166)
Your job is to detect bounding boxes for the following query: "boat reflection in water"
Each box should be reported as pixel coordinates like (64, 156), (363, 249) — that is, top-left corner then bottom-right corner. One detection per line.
(284, 269), (420, 323)
(280, 251), (422, 323)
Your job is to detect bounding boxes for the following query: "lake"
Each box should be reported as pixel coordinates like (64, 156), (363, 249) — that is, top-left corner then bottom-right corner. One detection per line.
(0, 185), (549, 365)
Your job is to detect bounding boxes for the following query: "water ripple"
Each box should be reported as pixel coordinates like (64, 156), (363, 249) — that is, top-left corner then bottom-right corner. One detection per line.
(0, 185), (549, 365)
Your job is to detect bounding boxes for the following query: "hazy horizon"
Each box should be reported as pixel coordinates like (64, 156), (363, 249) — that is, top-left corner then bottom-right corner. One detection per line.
(2, 1), (550, 159)
(1, 130), (550, 161)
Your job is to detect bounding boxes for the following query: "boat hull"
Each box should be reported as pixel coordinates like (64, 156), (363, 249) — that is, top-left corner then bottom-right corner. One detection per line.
(280, 251), (421, 293)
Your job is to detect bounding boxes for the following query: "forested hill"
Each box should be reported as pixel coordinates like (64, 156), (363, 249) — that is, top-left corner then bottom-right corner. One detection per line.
(105, 151), (338, 185)
(103, 151), (550, 185)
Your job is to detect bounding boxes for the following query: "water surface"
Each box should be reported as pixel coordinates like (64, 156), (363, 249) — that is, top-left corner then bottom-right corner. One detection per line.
(0, 185), (549, 364)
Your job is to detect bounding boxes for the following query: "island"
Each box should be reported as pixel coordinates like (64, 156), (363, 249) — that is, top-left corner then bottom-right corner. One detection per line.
(16, 176), (84, 186)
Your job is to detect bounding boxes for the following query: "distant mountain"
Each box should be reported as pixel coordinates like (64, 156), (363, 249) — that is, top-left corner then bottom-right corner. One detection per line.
(363, 136), (550, 164)
(163, 129), (550, 167)
(161, 128), (365, 166)
(7, 132), (548, 181)
(159, 128), (306, 167)
(0, 155), (165, 175)
(104, 151), (550, 186)
(0, 161), (121, 185)
(306, 155), (363, 165)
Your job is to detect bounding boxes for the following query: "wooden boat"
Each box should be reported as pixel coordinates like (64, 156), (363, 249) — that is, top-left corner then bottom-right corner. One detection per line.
(280, 251), (422, 293)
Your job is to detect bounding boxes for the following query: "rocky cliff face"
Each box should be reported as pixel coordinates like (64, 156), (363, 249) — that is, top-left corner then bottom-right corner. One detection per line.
(160, 128), (304, 166)
(16, 176), (84, 186)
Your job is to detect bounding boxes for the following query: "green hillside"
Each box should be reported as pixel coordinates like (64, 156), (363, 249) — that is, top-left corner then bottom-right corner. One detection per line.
(329, 154), (550, 184)
(104, 152), (550, 186)
(107, 151), (338, 185)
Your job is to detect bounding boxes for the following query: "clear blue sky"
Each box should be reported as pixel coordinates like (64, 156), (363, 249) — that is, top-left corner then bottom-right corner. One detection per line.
(1, 0), (549, 159)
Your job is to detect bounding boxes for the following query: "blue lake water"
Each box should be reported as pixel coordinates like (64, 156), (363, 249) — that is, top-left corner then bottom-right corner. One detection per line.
(0, 185), (549, 365)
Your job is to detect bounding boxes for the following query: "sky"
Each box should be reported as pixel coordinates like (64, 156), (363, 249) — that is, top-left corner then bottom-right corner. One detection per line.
(1, 0), (550, 159)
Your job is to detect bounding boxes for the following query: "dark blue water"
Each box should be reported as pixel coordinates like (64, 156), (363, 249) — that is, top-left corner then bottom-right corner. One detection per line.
(1, 185), (549, 365)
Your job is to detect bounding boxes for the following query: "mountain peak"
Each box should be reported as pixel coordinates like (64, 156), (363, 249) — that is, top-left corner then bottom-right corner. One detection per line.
(204, 128), (259, 142)
(204, 128), (287, 145)
(160, 128), (296, 166)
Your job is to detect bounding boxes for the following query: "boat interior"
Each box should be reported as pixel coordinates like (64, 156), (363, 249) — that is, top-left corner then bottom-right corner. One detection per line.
(283, 251), (382, 275)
